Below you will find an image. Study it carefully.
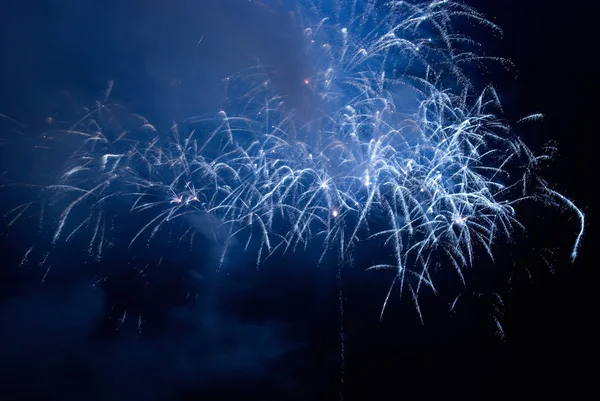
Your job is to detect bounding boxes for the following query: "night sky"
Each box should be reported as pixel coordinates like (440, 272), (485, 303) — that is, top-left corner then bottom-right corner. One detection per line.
(0, 1), (595, 400)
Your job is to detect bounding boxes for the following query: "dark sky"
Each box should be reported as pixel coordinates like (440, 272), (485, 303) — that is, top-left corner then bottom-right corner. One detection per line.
(0, 0), (595, 400)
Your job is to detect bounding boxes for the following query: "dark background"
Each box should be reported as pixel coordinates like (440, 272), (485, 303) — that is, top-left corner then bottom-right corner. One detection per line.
(0, 0), (595, 400)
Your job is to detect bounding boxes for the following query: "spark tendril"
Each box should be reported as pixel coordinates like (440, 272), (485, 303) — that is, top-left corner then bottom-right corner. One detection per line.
(2, 0), (584, 322)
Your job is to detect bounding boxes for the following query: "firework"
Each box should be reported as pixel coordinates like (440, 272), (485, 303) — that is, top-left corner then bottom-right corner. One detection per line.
(1, 0), (584, 323)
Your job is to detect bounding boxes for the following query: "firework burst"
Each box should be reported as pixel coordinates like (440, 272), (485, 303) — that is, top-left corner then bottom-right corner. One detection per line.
(1, 0), (584, 324)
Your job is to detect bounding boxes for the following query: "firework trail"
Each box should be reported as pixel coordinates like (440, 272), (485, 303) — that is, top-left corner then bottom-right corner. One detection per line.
(1, 0), (584, 320)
